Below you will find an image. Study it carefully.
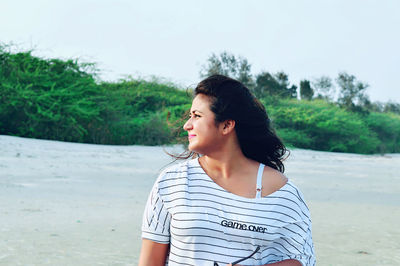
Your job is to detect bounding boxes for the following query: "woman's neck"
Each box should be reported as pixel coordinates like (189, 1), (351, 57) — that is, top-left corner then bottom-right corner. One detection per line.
(199, 148), (253, 180)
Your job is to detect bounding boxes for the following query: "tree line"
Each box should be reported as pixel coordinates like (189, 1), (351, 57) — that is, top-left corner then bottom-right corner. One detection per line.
(200, 51), (400, 114)
(1, 45), (399, 154)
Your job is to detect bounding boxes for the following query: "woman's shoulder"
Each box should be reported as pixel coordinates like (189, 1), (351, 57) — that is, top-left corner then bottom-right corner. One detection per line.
(261, 165), (288, 197)
(262, 167), (308, 203)
(261, 166), (311, 216)
(160, 160), (189, 174)
(152, 159), (198, 200)
(155, 159), (197, 184)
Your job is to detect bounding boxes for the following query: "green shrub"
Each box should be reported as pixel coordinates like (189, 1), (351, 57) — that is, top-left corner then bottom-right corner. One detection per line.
(365, 112), (400, 153)
(99, 79), (190, 115)
(265, 99), (380, 154)
(0, 47), (102, 142)
(275, 128), (314, 148)
(88, 80), (191, 145)
(2, 46), (399, 154)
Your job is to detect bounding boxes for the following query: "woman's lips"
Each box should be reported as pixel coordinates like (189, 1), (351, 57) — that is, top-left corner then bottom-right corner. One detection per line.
(188, 134), (196, 140)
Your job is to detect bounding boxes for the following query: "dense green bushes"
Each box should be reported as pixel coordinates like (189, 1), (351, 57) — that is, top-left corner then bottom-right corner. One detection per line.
(1, 46), (399, 153)
(0, 47), (191, 145)
(264, 99), (381, 153)
(84, 80), (191, 144)
(0, 48), (102, 142)
(365, 112), (400, 153)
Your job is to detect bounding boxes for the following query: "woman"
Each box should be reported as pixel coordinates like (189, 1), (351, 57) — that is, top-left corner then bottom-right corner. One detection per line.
(139, 75), (315, 266)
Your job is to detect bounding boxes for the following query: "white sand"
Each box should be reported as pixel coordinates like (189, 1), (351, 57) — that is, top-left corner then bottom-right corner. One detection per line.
(0, 135), (399, 265)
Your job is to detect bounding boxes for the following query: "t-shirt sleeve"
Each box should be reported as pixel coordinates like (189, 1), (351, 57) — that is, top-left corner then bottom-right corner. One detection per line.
(141, 176), (171, 244)
(268, 221), (315, 266)
(262, 183), (316, 266)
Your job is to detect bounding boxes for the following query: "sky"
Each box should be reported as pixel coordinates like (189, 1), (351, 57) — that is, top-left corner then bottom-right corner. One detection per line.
(1, 0), (400, 102)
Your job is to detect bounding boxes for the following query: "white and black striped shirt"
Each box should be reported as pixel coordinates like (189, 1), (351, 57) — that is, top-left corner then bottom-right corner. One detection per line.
(142, 158), (315, 266)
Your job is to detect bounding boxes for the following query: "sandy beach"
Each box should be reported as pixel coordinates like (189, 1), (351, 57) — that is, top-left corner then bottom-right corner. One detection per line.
(1, 135), (399, 265)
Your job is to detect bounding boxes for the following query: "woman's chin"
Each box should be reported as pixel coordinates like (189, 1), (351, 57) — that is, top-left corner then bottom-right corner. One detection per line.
(188, 143), (199, 153)
(187, 144), (195, 152)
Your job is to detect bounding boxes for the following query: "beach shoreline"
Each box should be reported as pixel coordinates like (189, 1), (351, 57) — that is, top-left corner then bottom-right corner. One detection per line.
(1, 135), (399, 265)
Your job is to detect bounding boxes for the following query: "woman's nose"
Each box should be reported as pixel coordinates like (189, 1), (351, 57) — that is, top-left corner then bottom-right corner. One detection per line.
(183, 118), (192, 131)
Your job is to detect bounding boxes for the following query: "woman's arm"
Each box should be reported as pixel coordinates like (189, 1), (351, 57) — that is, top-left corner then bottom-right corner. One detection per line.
(228, 259), (302, 266)
(266, 259), (302, 265)
(138, 239), (169, 266)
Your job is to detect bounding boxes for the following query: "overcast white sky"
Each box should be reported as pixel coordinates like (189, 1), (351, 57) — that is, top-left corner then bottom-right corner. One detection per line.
(1, 0), (399, 102)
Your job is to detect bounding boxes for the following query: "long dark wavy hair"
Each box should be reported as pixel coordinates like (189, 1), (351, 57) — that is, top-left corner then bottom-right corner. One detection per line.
(172, 74), (288, 173)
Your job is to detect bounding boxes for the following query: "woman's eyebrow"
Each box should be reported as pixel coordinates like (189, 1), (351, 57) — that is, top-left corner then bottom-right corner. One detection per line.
(190, 109), (204, 114)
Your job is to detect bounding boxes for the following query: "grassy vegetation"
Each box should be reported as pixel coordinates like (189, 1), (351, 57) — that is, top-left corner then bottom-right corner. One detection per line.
(1, 46), (399, 153)
(265, 98), (381, 154)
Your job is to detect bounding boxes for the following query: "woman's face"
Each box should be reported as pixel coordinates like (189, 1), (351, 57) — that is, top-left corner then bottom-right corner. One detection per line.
(183, 94), (223, 154)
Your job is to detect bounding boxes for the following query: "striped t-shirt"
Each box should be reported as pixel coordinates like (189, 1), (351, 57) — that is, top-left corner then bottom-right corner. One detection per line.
(142, 158), (315, 266)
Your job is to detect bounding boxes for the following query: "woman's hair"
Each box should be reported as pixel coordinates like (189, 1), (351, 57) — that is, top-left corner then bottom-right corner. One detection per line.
(170, 74), (288, 173)
(195, 74), (288, 172)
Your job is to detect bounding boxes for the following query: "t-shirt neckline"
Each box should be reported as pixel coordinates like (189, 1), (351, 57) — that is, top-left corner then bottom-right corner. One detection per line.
(192, 157), (290, 201)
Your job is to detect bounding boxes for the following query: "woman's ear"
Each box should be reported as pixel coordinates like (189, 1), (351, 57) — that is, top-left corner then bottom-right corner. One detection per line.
(221, 120), (235, 135)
